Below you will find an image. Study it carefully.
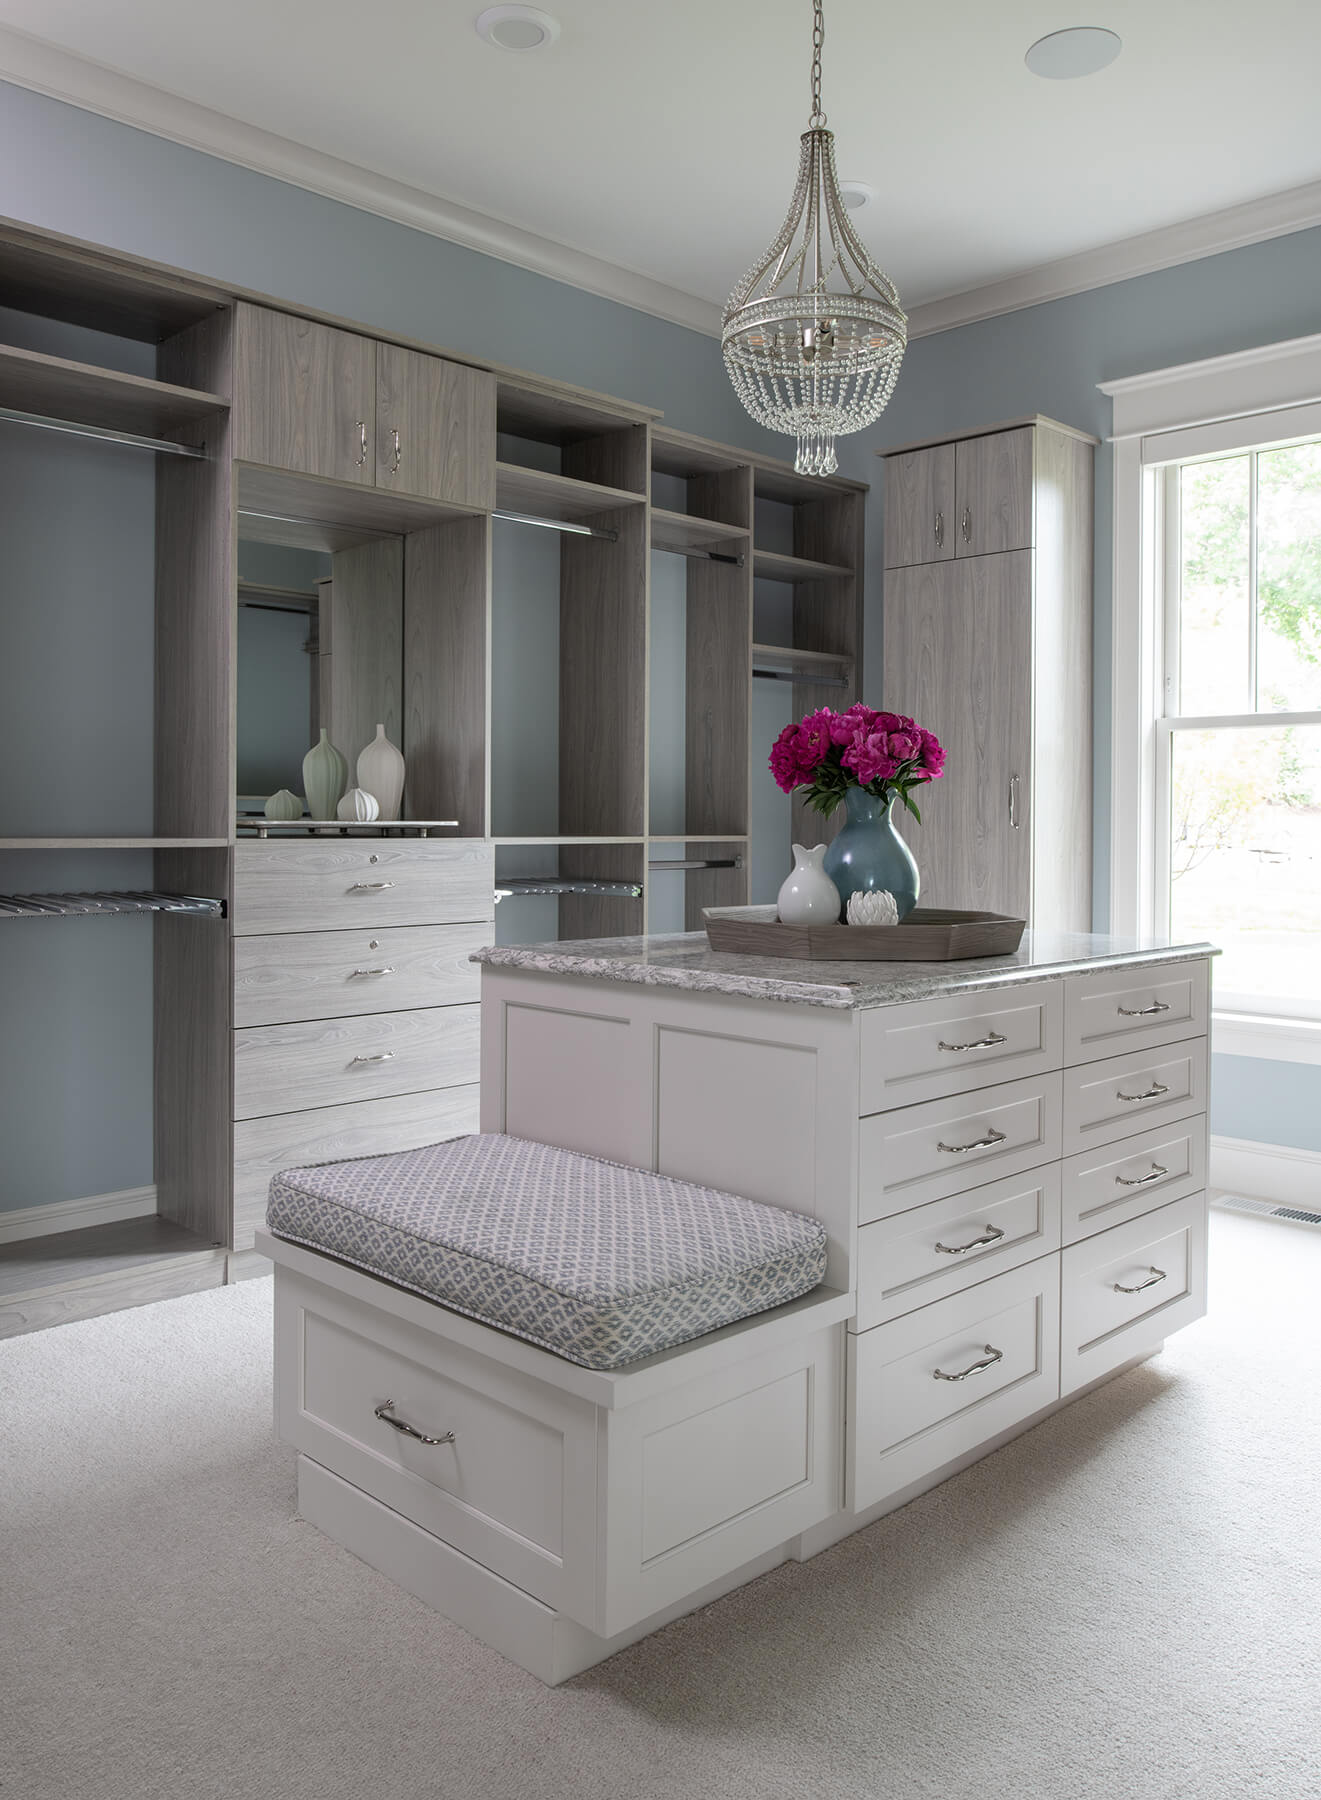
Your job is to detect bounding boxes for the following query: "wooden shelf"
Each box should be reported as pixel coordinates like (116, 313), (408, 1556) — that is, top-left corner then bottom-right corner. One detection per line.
(496, 379), (657, 444)
(491, 836), (646, 847)
(0, 1215), (225, 1338)
(752, 643), (853, 672)
(494, 462), (646, 522)
(650, 508), (749, 555)
(237, 463), (479, 552)
(0, 837), (230, 850)
(0, 344), (227, 438)
(753, 547), (854, 584)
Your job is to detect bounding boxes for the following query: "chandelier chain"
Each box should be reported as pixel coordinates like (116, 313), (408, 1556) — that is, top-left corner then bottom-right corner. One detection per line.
(809, 0), (826, 127)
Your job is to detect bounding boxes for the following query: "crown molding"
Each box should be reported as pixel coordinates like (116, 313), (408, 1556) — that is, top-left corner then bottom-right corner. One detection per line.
(0, 25), (724, 339)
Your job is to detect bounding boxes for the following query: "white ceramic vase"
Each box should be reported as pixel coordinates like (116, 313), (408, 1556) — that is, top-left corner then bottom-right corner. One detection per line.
(777, 843), (841, 927)
(302, 729), (348, 822)
(263, 788), (302, 822)
(336, 786), (380, 822)
(357, 723), (406, 822)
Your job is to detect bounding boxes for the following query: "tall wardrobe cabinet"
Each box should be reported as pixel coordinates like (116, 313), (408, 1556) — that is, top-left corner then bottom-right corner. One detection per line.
(879, 417), (1096, 930)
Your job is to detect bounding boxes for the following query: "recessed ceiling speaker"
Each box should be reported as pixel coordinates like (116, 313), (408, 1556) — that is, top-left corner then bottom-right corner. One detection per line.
(1025, 26), (1122, 79)
(475, 6), (560, 51)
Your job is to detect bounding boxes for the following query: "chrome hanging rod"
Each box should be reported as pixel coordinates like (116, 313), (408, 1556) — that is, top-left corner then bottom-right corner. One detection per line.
(494, 878), (642, 901)
(0, 891), (224, 920)
(647, 858), (744, 872)
(657, 542), (746, 568)
(753, 667), (848, 689)
(0, 405), (206, 459)
(493, 509), (619, 544)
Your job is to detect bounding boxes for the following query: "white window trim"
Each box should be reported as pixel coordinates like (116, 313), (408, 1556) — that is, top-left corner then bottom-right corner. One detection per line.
(1101, 331), (1321, 1064)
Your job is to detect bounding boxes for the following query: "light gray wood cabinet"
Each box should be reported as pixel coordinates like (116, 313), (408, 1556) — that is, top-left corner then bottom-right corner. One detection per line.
(883, 442), (955, 568)
(881, 416), (1095, 927)
(233, 306), (376, 484)
(376, 344), (495, 511)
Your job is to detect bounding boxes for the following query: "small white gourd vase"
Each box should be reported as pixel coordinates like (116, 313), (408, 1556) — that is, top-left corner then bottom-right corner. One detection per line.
(263, 788), (302, 822)
(302, 729), (348, 822)
(357, 723), (406, 822)
(777, 843), (841, 927)
(847, 888), (899, 927)
(336, 786), (380, 823)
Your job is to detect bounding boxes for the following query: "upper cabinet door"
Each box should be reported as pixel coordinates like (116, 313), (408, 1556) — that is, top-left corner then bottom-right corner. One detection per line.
(376, 345), (496, 511)
(955, 428), (1034, 557)
(884, 443), (956, 569)
(232, 305), (376, 484)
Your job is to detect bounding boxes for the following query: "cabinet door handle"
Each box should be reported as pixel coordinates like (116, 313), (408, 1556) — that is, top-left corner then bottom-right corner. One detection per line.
(348, 881), (396, 892)
(933, 1343), (1003, 1383)
(349, 1051), (395, 1066)
(938, 1030), (1007, 1053)
(1009, 773), (1020, 830)
(936, 1126), (1007, 1154)
(390, 426), (402, 474)
(1118, 999), (1170, 1017)
(374, 1399), (455, 1446)
(934, 509), (944, 547)
(1116, 1082), (1169, 1103)
(1115, 1162), (1168, 1188)
(356, 419), (368, 466)
(1113, 1265), (1167, 1295)
(349, 966), (395, 978)
(934, 1224), (1006, 1256)
(961, 505), (972, 543)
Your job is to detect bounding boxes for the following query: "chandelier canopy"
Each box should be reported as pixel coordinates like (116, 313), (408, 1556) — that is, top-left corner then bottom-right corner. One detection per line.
(721, 1), (907, 477)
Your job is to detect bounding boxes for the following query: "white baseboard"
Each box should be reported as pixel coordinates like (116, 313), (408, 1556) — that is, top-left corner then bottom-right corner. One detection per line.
(1210, 1136), (1321, 1209)
(0, 1184), (157, 1245)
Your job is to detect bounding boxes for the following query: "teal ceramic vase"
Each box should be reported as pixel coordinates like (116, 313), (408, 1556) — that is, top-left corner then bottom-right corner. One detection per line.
(302, 729), (348, 822)
(822, 788), (919, 921)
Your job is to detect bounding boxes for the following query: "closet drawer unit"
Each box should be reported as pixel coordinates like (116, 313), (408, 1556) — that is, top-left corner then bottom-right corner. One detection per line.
(232, 839), (495, 936)
(855, 1164), (1062, 1331)
(1063, 960), (1209, 1065)
(859, 983), (1063, 1114)
(232, 1084), (479, 1251)
(233, 1004), (480, 1120)
(1062, 1037), (1207, 1156)
(1060, 1191), (1208, 1396)
(848, 1255), (1060, 1513)
(858, 1071), (1062, 1222)
(1062, 1116), (1208, 1244)
(233, 922), (486, 1027)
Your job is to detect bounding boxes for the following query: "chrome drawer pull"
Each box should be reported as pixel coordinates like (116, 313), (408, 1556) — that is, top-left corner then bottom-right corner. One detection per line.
(349, 966), (395, 977)
(933, 1343), (1003, 1383)
(349, 1051), (395, 1066)
(1113, 1265), (1167, 1295)
(356, 419), (368, 466)
(938, 1030), (1007, 1053)
(390, 427), (402, 473)
(934, 509), (944, 547)
(936, 1127), (1007, 1154)
(1115, 1162), (1168, 1188)
(1118, 999), (1170, 1017)
(935, 1224), (1006, 1256)
(1117, 1082), (1169, 1103)
(374, 1399), (455, 1446)
(348, 881), (396, 892)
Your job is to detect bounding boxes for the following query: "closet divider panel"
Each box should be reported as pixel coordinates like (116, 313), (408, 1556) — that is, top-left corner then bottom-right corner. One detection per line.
(559, 504), (648, 838)
(681, 841), (749, 931)
(557, 844), (646, 942)
(325, 537), (403, 783)
(404, 514), (491, 835)
(685, 467), (753, 841)
(789, 488), (864, 850)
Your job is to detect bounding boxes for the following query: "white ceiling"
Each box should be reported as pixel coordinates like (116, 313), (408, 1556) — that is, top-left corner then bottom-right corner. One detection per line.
(4, 0), (1321, 328)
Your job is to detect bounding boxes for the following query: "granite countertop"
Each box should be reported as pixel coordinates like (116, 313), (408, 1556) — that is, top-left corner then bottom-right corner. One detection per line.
(473, 928), (1218, 1011)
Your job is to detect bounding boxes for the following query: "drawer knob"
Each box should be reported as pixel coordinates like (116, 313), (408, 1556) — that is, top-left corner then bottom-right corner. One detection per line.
(935, 1224), (1006, 1256)
(349, 966), (395, 978)
(348, 881), (396, 892)
(349, 1051), (396, 1066)
(933, 1343), (1003, 1383)
(1118, 999), (1170, 1017)
(938, 1031), (1008, 1053)
(1115, 1162), (1168, 1188)
(1116, 1082), (1169, 1103)
(374, 1399), (455, 1446)
(1113, 1265), (1167, 1295)
(936, 1127), (1007, 1155)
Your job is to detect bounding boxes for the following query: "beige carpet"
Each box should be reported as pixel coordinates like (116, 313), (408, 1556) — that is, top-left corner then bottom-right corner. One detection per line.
(2, 1208), (1318, 1800)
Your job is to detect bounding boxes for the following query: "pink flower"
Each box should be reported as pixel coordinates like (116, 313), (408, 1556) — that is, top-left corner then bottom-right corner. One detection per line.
(918, 727), (946, 778)
(887, 730), (921, 765)
(769, 720), (831, 792)
(842, 731), (900, 786)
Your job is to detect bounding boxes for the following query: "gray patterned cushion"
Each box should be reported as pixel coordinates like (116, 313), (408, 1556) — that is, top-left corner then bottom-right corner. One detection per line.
(266, 1133), (827, 1369)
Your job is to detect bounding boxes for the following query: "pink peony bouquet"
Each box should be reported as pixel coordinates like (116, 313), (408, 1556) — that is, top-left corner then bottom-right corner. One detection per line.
(770, 703), (946, 820)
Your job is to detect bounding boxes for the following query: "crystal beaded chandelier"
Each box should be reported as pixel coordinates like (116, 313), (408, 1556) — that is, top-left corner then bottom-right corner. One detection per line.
(721, 0), (907, 476)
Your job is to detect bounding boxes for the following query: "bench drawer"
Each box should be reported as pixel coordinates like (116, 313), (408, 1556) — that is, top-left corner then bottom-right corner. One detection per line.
(1064, 960), (1209, 1064)
(859, 1072), (1062, 1222)
(1062, 1037), (1207, 1156)
(856, 1164), (1061, 1331)
(859, 983), (1063, 1113)
(1062, 1116), (1208, 1244)
(232, 838), (494, 935)
(1060, 1191), (1208, 1396)
(233, 1004), (480, 1120)
(848, 1256), (1060, 1513)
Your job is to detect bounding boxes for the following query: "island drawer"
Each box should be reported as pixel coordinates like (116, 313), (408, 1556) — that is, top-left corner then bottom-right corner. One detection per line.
(858, 1071), (1062, 1222)
(855, 1164), (1062, 1331)
(1060, 1191), (1208, 1396)
(233, 922), (486, 1027)
(848, 1255), (1060, 1513)
(232, 839), (495, 935)
(233, 1004), (481, 1120)
(1062, 1116), (1207, 1244)
(859, 983), (1063, 1114)
(1061, 1037), (1207, 1156)
(1063, 960), (1209, 1065)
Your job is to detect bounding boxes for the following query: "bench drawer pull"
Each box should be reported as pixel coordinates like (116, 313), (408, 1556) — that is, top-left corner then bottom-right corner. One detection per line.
(937, 1031), (1008, 1053)
(349, 1051), (395, 1066)
(1113, 1265), (1167, 1295)
(1115, 1162), (1167, 1188)
(374, 1399), (455, 1446)
(936, 1127), (1007, 1155)
(934, 1225), (1006, 1256)
(348, 881), (396, 892)
(1117, 1082), (1169, 1103)
(1117, 1000), (1170, 1017)
(933, 1344), (1004, 1383)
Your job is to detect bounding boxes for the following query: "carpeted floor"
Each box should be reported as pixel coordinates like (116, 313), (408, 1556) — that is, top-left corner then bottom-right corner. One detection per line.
(2, 1207), (1318, 1800)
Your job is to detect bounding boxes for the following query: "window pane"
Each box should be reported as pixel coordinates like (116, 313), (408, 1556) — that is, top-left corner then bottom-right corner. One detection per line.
(1256, 442), (1321, 713)
(1177, 456), (1251, 716)
(1169, 724), (1321, 1006)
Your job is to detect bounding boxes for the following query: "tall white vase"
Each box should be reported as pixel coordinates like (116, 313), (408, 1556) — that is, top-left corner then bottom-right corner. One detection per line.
(357, 723), (406, 822)
(777, 844), (840, 926)
(302, 730), (348, 822)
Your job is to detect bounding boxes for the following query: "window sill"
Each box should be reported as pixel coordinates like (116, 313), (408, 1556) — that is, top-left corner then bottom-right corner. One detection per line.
(1213, 1011), (1321, 1066)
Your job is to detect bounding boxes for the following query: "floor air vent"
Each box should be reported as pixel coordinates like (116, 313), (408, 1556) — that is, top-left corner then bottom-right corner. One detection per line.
(1214, 1195), (1321, 1228)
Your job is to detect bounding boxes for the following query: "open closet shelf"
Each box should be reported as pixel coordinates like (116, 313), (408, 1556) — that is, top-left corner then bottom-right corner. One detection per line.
(647, 834), (749, 845)
(237, 464), (479, 551)
(0, 228), (229, 341)
(494, 461), (646, 521)
(0, 343), (227, 439)
(650, 427), (749, 479)
(0, 837), (230, 850)
(650, 508), (749, 554)
(0, 1216), (224, 1317)
(0, 891), (225, 920)
(491, 836), (646, 846)
(752, 645), (853, 688)
(752, 547), (854, 584)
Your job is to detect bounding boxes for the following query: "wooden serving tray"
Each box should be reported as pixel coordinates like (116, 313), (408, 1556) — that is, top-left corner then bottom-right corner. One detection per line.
(702, 904), (1026, 961)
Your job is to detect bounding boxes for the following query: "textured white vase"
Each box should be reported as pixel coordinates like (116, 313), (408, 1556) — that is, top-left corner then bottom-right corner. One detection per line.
(302, 730), (348, 822)
(336, 786), (380, 822)
(777, 844), (841, 927)
(847, 888), (899, 927)
(263, 788), (302, 822)
(357, 723), (406, 822)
